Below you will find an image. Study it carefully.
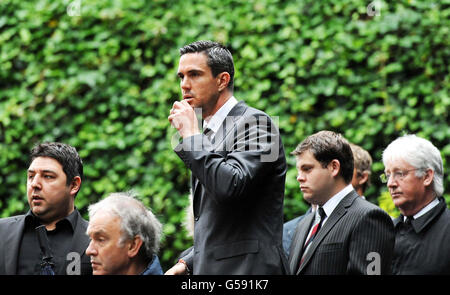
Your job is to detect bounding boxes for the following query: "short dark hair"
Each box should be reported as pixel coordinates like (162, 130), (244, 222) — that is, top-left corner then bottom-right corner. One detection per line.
(180, 40), (235, 91)
(30, 142), (83, 188)
(291, 130), (354, 184)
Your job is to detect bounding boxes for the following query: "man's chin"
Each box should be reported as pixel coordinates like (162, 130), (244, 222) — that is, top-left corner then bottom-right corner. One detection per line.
(31, 207), (52, 222)
(302, 194), (314, 204)
(92, 270), (106, 275)
(392, 198), (406, 210)
(31, 207), (45, 216)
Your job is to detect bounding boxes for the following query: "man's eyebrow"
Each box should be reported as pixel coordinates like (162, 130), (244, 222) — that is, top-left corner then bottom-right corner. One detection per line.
(178, 69), (204, 76)
(299, 163), (313, 169)
(27, 169), (57, 174)
(188, 69), (203, 74)
(87, 228), (108, 236)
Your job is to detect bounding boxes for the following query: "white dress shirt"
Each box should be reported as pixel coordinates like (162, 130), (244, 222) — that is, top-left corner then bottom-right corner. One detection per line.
(303, 184), (354, 247)
(321, 184), (354, 226)
(203, 96), (238, 140)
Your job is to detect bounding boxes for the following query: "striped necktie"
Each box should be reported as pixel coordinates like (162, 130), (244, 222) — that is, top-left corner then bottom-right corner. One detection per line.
(300, 207), (326, 266)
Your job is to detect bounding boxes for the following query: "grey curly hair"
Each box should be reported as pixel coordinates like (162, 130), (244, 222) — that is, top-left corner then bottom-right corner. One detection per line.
(88, 191), (162, 259)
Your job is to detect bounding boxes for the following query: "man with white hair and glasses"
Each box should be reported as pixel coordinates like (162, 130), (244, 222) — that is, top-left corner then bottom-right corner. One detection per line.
(381, 134), (450, 274)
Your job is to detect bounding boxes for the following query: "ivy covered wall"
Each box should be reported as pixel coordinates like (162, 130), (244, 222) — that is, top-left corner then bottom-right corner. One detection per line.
(1, 0), (448, 269)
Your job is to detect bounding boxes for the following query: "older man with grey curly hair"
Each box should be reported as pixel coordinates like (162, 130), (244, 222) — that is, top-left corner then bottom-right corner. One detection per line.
(86, 192), (163, 275)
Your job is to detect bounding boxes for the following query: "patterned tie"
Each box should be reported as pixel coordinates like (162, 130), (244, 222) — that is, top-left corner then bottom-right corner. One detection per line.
(300, 207), (326, 267)
(35, 225), (55, 275)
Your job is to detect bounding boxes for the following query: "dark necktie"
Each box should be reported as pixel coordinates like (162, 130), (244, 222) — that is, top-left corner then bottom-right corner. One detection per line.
(405, 216), (414, 224)
(203, 127), (211, 135)
(404, 216), (414, 228)
(203, 127), (214, 142)
(35, 225), (55, 275)
(300, 207), (326, 266)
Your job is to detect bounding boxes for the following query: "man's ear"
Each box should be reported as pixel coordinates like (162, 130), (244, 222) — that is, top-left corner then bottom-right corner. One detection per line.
(423, 168), (434, 187)
(127, 235), (144, 258)
(359, 171), (370, 186)
(216, 72), (231, 92)
(69, 176), (81, 196)
(329, 159), (341, 177)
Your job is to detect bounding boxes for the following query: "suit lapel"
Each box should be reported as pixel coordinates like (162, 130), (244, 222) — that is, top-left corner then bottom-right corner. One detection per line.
(4, 216), (25, 274)
(191, 175), (200, 218)
(297, 191), (358, 274)
(289, 211), (315, 274)
(212, 101), (247, 149)
(69, 211), (90, 256)
(191, 101), (248, 215)
(60, 211), (90, 274)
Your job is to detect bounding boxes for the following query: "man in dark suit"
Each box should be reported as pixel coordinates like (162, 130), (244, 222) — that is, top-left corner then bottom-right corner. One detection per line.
(288, 131), (394, 275)
(166, 40), (287, 275)
(283, 142), (373, 257)
(382, 134), (450, 274)
(0, 142), (92, 275)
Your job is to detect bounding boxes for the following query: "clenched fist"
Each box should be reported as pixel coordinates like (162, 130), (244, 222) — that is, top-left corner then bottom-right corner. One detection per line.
(168, 100), (200, 139)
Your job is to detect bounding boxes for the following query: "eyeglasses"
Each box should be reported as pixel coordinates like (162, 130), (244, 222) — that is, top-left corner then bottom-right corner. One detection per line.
(380, 168), (422, 183)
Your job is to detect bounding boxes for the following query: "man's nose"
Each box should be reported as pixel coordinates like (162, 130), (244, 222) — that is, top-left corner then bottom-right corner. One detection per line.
(386, 174), (397, 187)
(30, 175), (42, 189)
(180, 77), (190, 90)
(86, 240), (96, 256)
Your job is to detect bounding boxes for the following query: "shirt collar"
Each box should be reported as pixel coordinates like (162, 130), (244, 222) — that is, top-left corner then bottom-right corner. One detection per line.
(24, 208), (78, 232)
(24, 210), (41, 227)
(403, 197), (439, 222)
(64, 209), (78, 232)
(140, 255), (163, 275)
(203, 96), (238, 136)
(321, 184), (354, 221)
(399, 197), (445, 233)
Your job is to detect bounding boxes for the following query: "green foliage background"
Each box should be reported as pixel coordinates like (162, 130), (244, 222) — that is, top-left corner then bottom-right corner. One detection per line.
(1, 0), (449, 270)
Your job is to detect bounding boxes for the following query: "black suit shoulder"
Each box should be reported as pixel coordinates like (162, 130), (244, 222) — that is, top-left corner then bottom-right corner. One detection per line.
(0, 215), (25, 234)
(346, 196), (394, 234)
(0, 215), (25, 224)
(240, 102), (267, 116)
(229, 101), (275, 121)
(352, 197), (392, 215)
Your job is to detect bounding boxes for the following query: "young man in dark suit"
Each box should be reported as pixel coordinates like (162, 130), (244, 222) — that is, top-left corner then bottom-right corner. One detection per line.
(283, 142), (373, 257)
(0, 142), (92, 275)
(288, 131), (394, 275)
(166, 40), (287, 275)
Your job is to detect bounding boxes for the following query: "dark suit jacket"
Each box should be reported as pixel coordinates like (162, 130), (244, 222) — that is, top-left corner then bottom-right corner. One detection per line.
(282, 207), (311, 257)
(288, 190), (395, 275)
(175, 100), (287, 275)
(391, 197), (450, 274)
(0, 209), (92, 275)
